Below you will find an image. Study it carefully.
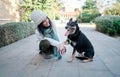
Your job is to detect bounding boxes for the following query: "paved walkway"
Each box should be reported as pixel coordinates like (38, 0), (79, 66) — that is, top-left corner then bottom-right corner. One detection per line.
(0, 23), (120, 77)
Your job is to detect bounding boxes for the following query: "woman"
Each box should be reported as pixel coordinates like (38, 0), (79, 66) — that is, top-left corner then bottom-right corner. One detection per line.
(30, 10), (66, 59)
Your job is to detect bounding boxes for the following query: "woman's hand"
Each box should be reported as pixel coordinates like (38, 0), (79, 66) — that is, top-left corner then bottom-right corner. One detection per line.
(57, 43), (66, 54)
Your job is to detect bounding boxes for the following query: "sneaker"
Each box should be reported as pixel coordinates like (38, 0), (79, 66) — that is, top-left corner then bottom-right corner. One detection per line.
(44, 55), (53, 59)
(57, 55), (62, 60)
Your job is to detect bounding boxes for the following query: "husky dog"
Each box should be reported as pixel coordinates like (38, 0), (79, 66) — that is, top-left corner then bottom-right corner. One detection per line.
(64, 18), (94, 63)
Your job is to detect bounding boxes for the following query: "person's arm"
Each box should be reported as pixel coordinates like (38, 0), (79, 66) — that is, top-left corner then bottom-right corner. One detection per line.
(45, 36), (66, 54)
(44, 37), (60, 46)
(35, 29), (60, 47)
(35, 29), (44, 42)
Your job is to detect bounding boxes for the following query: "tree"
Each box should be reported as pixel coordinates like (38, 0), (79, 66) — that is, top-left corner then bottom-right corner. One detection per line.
(104, 3), (120, 16)
(79, 0), (100, 23)
(19, 0), (62, 21)
(82, 0), (97, 9)
(50, 0), (63, 19)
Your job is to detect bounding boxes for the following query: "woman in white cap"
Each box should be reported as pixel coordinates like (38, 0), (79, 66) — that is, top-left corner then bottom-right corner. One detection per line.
(30, 10), (66, 59)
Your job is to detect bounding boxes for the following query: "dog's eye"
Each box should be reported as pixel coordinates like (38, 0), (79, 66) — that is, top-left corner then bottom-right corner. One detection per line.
(67, 23), (70, 25)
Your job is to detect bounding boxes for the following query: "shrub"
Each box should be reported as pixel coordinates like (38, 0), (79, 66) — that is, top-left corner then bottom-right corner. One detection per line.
(0, 22), (35, 48)
(113, 17), (120, 34)
(94, 15), (120, 36)
(55, 14), (60, 20)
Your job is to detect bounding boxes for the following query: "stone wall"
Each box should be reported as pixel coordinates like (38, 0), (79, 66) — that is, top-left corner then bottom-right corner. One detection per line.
(0, 0), (20, 24)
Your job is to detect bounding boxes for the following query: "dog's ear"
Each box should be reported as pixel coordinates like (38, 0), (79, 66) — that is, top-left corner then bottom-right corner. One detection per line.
(75, 20), (78, 23)
(69, 18), (73, 22)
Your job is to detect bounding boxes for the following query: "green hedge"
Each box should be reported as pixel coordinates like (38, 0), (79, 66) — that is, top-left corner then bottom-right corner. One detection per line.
(0, 22), (35, 48)
(94, 15), (120, 36)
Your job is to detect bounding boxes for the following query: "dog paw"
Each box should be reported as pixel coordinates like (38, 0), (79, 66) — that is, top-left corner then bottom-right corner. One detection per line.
(82, 59), (93, 63)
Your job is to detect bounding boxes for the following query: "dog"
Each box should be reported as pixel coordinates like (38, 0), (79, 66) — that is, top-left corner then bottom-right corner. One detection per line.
(39, 39), (54, 59)
(64, 18), (94, 63)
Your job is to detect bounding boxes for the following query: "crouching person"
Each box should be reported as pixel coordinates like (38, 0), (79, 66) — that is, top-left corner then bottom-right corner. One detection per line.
(30, 10), (66, 60)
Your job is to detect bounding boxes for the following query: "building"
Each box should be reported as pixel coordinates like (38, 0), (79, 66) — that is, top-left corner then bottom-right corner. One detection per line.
(0, 0), (20, 24)
(59, 0), (82, 21)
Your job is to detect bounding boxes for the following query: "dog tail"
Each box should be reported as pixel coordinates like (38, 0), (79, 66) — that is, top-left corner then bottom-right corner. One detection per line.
(75, 56), (89, 60)
(76, 56), (93, 62)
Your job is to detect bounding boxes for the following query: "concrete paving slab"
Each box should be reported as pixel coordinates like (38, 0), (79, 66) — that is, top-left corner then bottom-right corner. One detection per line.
(48, 66), (80, 77)
(0, 23), (120, 77)
(99, 56), (120, 75)
(80, 70), (114, 77)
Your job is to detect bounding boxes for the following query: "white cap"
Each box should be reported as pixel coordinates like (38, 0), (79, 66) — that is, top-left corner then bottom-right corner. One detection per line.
(30, 10), (47, 26)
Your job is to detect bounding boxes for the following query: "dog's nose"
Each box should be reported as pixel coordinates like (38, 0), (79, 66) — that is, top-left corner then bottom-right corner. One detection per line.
(65, 26), (68, 29)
